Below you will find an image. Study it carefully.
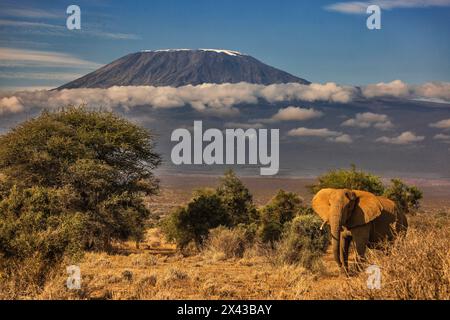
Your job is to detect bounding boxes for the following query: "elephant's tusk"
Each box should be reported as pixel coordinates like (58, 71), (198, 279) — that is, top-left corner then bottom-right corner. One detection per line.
(320, 221), (327, 230)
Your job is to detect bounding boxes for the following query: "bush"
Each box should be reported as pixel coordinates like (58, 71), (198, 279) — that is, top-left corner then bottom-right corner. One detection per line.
(275, 215), (330, 269)
(265, 190), (302, 224)
(216, 170), (257, 226)
(161, 189), (228, 250)
(258, 190), (303, 243)
(204, 226), (250, 259)
(0, 186), (86, 293)
(310, 165), (385, 195)
(0, 107), (161, 251)
(384, 179), (423, 213)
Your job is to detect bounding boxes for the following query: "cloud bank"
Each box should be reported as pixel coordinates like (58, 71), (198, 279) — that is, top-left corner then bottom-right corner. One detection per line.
(0, 83), (356, 116)
(0, 80), (449, 117)
(362, 80), (450, 102)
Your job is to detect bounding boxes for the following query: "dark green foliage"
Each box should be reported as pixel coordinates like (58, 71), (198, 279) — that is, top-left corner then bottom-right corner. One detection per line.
(258, 190), (303, 243)
(310, 164), (385, 195)
(161, 189), (229, 249)
(161, 171), (259, 251)
(216, 170), (258, 226)
(298, 206), (315, 216)
(275, 215), (330, 269)
(265, 190), (302, 224)
(384, 179), (423, 213)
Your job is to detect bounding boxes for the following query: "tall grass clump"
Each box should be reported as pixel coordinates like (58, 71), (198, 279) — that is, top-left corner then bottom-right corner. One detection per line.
(204, 226), (254, 259)
(336, 214), (449, 300)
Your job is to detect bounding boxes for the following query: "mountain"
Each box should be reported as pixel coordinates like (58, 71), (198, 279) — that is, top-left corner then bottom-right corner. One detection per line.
(57, 49), (310, 89)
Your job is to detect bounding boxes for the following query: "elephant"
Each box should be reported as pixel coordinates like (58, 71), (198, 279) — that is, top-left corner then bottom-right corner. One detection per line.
(312, 188), (407, 273)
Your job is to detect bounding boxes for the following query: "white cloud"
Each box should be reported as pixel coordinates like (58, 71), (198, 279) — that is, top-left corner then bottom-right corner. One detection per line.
(361, 80), (450, 103)
(433, 133), (450, 140)
(271, 106), (324, 121)
(0, 7), (61, 19)
(288, 127), (352, 143)
(288, 128), (341, 137)
(259, 82), (356, 103)
(376, 131), (425, 145)
(224, 122), (264, 129)
(362, 80), (410, 99)
(0, 19), (61, 29)
(0, 19), (141, 40)
(0, 72), (84, 81)
(414, 82), (450, 102)
(0, 47), (101, 68)
(326, 0), (450, 14)
(330, 134), (353, 143)
(342, 112), (393, 130)
(0, 96), (24, 115)
(430, 118), (450, 130)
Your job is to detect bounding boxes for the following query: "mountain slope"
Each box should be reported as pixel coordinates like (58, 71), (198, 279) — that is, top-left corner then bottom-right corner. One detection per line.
(57, 49), (310, 89)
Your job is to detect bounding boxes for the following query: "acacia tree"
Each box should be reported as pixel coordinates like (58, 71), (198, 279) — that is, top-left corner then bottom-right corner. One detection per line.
(0, 107), (161, 251)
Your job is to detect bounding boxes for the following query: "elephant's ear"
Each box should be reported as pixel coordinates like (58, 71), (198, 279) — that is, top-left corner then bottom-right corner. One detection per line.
(312, 188), (334, 222)
(347, 190), (383, 228)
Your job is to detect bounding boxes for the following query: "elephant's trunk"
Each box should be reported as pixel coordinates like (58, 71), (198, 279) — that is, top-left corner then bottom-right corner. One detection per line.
(330, 208), (342, 267)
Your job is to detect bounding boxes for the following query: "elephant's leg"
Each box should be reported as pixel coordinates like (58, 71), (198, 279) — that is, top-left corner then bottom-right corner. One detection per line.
(395, 210), (408, 235)
(350, 224), (371, 271)
(340, 230), (352, 275)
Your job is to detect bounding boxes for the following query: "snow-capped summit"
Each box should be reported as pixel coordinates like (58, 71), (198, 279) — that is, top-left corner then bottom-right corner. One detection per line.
(58, 49), (309, 89)
(142, 49), (245, 56)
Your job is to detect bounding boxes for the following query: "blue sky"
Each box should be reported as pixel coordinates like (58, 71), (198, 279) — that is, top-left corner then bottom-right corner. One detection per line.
(1, 0), (450, 90)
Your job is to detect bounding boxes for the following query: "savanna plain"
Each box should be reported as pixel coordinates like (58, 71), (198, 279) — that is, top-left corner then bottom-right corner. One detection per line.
(8, 175), (448, 300)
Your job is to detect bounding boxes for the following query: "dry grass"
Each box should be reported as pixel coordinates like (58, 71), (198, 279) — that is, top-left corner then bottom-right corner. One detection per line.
(2, 177), (449, 300)
(202, 226), (249, 260)
(2, 210), (449, 300)
(324, 226), (449, 300)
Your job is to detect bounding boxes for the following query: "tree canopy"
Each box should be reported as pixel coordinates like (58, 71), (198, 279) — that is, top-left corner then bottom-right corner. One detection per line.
(0, 107), (161, 259)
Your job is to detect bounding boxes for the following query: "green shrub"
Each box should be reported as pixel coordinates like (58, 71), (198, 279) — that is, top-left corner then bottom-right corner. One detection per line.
(161, 189), (228, 249)
(310, 164), (384, 195)
(275, 215), (330, 269)
(258, 214), (283, 244)
(216, 170), (257, 226)
(265, 190), (302, 224)
(298, 206), (315, 216)
(384, 179), (423, 213)
(258, 190), (303, 243)
(0, 186), (86, 288)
